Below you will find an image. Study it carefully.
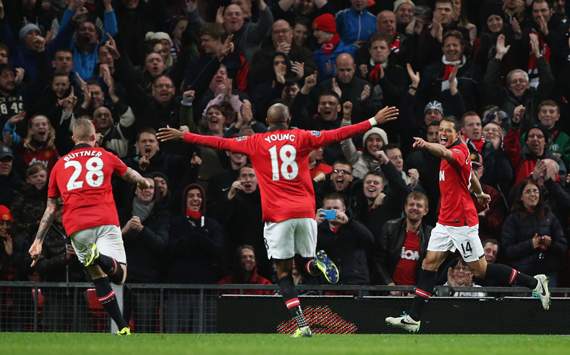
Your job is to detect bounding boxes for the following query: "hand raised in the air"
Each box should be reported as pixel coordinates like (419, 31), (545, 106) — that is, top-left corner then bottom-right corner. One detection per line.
(157, 127), (184, 142)
(373, 106), (399, 125)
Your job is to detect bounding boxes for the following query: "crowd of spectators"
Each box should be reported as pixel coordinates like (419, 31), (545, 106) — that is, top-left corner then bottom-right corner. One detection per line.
(1, 0), (570, 296)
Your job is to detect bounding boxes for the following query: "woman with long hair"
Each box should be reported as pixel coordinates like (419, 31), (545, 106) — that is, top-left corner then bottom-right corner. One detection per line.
(502, 178), (567, 286)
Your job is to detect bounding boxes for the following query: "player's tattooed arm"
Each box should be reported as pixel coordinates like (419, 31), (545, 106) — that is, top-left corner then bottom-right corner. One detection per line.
(29, 198), (58, 266)
(122, 167), (151, 189)
(34, 198), (58, 243)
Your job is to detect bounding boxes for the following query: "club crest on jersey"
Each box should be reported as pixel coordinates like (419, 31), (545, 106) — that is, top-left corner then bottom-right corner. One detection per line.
(310, 131), (321, 137)
(439, 170), (445, 181)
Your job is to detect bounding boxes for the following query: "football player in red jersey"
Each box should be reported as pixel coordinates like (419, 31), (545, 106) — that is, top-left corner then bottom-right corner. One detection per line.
(29, 119), (149, 336)
(158, 103), (398, 337)
(386, 117), (551, 333)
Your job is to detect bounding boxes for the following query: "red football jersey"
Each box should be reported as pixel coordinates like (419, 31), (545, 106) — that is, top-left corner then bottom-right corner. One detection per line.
(183, 120), (374, 222)
(438, 141), (478, 227)
(48, 146), (128, 236)
(392, 231), (420, 285)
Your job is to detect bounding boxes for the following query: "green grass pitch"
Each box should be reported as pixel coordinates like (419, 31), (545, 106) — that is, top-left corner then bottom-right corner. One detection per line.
(1, 333), (569, 355)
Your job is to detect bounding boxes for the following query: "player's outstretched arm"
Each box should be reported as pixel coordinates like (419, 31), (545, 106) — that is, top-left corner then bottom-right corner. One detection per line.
(159, 126), (251, 154)
(412, 137), (454, 161)
(29, 198), (58, 267)
(156, 127), (184, 142)
(122, 167), (151, 189)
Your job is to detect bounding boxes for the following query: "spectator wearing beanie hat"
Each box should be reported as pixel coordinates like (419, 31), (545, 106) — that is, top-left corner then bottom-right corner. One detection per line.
(0, 20), (48, 82)
(340, 112), (390, 178)
(336, 0), (377, 46)
(0, 204), (12, 223)
(312, 13), (357, 81)
(145, 32), (175, 68)
(394, 0), (415, 30)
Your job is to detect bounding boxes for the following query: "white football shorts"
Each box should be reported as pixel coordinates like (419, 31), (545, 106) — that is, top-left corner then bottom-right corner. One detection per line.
(71, 224), (126, 265)
(263, 218), (317, 260)
(427, 223), (484, 263)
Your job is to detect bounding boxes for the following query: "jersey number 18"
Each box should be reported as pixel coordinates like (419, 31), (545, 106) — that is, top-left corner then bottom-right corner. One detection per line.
(269, 145), (299, 181)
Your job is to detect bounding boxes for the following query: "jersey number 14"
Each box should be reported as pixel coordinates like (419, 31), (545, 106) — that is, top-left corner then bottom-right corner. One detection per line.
(269, 145), (299, 181)
(65, 157), (105, 191)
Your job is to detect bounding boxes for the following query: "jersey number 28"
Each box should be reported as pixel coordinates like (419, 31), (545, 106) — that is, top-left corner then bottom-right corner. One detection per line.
(269, 145), (299, 181)
(65, 157), (104, 191)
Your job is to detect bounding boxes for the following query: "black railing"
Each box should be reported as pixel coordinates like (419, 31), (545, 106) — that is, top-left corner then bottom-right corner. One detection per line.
(1, 282), (569, 333)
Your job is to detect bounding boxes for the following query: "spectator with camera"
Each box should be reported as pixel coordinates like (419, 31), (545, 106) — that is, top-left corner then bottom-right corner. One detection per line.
(316, 193), (374, 285)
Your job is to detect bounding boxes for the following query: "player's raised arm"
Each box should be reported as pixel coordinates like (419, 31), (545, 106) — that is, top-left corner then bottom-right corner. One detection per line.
(157, 127), (251, 154)
(372, 106), (399, 126)
(29, 198), (58, 266)
(307, 106), (399, 147)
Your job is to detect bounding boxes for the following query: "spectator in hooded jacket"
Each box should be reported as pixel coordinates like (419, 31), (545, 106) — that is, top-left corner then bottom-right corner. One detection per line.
(164, 183), (224, 333)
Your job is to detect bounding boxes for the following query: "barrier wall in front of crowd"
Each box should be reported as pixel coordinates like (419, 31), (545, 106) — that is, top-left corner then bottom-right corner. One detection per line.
(1, 282), (569, 334)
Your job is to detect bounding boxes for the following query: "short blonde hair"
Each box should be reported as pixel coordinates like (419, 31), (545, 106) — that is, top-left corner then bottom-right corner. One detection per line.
(72, 118), (96, 142)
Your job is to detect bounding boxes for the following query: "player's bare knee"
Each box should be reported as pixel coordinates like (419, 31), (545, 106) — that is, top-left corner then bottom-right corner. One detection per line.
(468, 258), (487, 279)
(273, 258), (293, 278)
(421, 256), (439, 271)
(117, 264), (127, 284)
